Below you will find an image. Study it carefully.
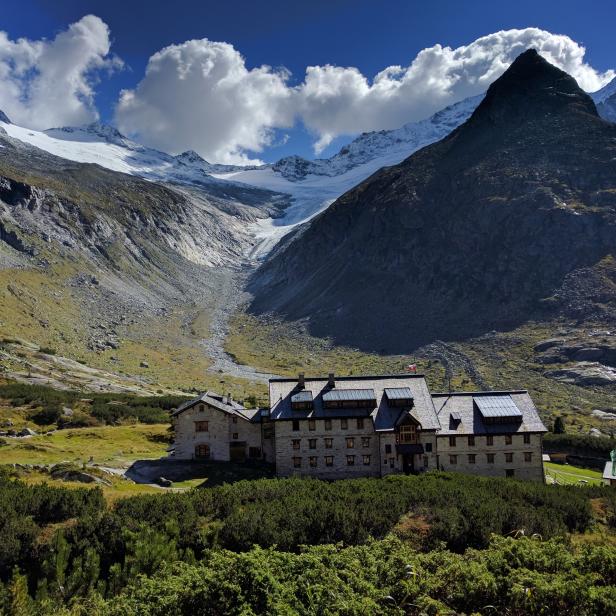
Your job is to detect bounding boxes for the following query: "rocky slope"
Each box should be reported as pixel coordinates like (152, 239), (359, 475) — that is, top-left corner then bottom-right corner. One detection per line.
(0, 125), (287, 390)
(249, 50), (616, 357)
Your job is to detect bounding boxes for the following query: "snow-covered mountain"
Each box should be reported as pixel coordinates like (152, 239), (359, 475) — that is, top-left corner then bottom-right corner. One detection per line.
(3, 80), (612, 260)
(212, 95), (482, 255)
(0, 96), (484, 257)
(592, 77), (616, 122)
(269, 94), (483, 181)
(0, 119), (236, 186)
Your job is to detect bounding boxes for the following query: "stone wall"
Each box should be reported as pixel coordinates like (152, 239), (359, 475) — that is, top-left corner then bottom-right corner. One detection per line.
(274, 417), (381, 479)
(173, 402), (262, 461)
(436, 433), (544, 481)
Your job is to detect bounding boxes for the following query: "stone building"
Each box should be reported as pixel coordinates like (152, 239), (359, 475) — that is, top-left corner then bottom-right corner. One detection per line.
(432, 391), (547, 481)
(171, 391), (273, 462)
(268, 374), (440, 479)
(171, 374), (547, 482)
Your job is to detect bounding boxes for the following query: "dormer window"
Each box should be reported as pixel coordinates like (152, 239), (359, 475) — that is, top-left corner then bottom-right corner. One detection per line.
(322, 389), (376, 409)
(399, 424), (418, 444)
(384, 388), (414, 407)
(474, 395), (522, 425)
(291, 390), (314, 410)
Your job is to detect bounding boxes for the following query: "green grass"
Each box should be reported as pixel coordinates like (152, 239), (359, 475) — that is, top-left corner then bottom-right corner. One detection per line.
(225, 313), (449, 391)
(544, 461), (603, 485)
(0, 424), (170, 468)
(19, 469), (165, 503)
(226, 312), (616, 431)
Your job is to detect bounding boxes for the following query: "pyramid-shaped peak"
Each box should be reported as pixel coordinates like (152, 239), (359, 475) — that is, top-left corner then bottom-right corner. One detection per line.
(476, 49), (596, 121)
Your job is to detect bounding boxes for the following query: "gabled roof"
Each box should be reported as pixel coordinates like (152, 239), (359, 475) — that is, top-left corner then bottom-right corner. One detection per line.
(433, 391), (547, 435)
(269, 374), (440, 431)
(171, 391), (254, 420)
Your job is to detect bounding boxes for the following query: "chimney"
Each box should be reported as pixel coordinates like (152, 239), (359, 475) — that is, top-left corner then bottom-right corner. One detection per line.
(222, 393), (228, 405)
(328, 372), (335, 388)
(298, 373), (305, 389)
(227, 392), (233, 404)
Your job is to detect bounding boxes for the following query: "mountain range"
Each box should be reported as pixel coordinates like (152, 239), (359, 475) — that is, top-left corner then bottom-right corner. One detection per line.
(249, 50), (616, 355)
(1, 50), (616, 410)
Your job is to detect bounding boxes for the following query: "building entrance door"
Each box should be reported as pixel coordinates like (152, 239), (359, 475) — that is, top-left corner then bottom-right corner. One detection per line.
(402, 454), (415, 474)
(229, 442), (246, 462)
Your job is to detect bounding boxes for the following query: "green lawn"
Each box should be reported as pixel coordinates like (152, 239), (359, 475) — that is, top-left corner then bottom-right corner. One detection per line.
(544, 461), (603, 486)
(0, 424), (170, 468)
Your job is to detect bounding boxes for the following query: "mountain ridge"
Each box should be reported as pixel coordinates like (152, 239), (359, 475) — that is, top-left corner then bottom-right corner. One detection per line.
(248, 50), (616, 353)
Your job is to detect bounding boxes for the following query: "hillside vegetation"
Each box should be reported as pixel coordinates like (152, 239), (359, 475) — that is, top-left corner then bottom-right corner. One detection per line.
(0, 471), (615, 614)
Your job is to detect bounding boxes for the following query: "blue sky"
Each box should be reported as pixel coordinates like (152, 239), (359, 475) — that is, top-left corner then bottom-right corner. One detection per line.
(1, 0), (614, 162)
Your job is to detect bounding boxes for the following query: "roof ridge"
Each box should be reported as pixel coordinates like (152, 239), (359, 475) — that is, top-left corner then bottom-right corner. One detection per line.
(269, 373), (426, 382)
(432, 390), (528, 397)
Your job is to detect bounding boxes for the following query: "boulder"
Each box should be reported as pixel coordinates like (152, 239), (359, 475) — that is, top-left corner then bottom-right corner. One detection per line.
(18, 427), (37, 437)
(140, 361), (149, 368)
(545, 362), (616, 386)
(535, 353), (565, 365)
(157, 476), (172, 487)
(572, 347), (604, 361)
(534, 339), (565, 352)
(591, 409), (616, 420)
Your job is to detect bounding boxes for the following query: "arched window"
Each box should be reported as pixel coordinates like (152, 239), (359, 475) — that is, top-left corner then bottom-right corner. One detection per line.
(195, 444), (210, 459)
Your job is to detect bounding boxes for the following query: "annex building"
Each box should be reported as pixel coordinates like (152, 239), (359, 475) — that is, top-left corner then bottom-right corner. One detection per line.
(171, 373), (547, 481)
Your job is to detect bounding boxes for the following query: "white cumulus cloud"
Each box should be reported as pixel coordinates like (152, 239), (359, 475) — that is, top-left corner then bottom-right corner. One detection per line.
(298, 28), (615, 152)
(0, 15), (121, 130)
(115, 39), (294, 165)
(115, 27), (614, 161)
(2, 18), (612, 163)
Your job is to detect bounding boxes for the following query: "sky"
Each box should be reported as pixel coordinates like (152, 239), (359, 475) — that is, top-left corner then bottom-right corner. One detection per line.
(0, 0), (614, 164)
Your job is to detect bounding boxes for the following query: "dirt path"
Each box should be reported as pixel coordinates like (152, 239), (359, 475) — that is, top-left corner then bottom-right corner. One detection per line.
(199, 267), (278, 383)
(419, 340), (488, 390)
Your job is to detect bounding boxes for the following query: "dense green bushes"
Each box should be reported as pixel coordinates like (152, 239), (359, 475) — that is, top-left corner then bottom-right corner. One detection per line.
(544, 432), (616, 458)
(0, 472), (103, 579)
(0, 471), (614, 614)
(113, 473), (596, 553)
(96, 537), (616, 616)
(9, 537), (616, 615)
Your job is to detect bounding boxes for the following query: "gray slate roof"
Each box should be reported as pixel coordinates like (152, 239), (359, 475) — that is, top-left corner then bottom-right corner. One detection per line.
(322, 388), (375, 402)
(384, 387), (413, 400)
(433, 391), (547, 435)
(172, 391), (256, 421)
(269, 375), (440, 431)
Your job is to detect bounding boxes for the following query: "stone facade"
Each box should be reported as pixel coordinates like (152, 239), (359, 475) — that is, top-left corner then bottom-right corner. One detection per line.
(172, 393), (262, 462)
(171, 376), (547, 483)
(274, 417), (381, 479)
(436, 433), (544, 481)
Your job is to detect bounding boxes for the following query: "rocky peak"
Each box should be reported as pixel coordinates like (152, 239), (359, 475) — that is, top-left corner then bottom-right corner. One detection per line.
(43, 122), (127, 145)
(465, 49), (597, 130)
(249, 51), (616, 352)
(0, 110), (11, 124)
(593, 77), (616, 123)
(175, 150), (208, 166)
(84, 122), (127, 141)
